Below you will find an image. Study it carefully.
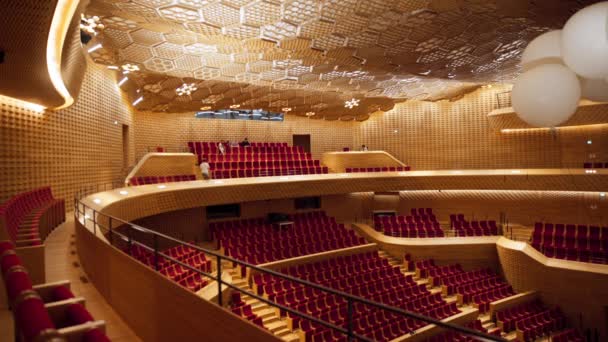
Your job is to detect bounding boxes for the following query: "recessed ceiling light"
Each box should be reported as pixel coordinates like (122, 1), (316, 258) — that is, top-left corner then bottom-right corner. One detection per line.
(282, 107), (292, 112)
(107, 65), (119, 70)
(200, 106), (211, 110)
(121, 64), (139, 73)
(587, 140), (592, 145)
(305, 112), (315, 117)
(229, 104), (241, 109)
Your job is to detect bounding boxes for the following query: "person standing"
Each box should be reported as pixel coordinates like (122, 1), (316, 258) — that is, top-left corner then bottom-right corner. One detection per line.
(240, 137), (251, 147)
(218, 141), (226, 155)
(200, 158), (211, 180)
(361, 144), (369, 151)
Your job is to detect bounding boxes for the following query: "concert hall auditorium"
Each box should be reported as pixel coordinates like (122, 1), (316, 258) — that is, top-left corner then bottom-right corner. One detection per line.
(1, 1), (607, 341)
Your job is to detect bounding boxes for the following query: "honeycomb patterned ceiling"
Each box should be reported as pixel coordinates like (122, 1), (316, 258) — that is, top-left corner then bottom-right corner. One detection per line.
(85, 0), (598, 120)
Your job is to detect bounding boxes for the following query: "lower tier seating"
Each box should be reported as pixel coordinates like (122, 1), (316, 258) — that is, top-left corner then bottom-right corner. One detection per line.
(450, 214), (499, 236)
(252, 251), (459, 342)
(583, 162), (608, 168)
(374, 209), (443, 238)
(493, 299), (575, 342)
(211, 211), (367, 265)
(0, 187), (65, 247)
(129, 174), (196, 186)
(0, 241), (110, 342)
(345, 166), (411, 173)
(125, 243), (212, 292)
(211, 166), (328, 179)
(531, 222), (608, 264)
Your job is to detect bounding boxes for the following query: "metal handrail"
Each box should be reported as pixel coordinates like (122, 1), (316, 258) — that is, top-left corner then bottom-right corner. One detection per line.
(73, 185), (505, 342)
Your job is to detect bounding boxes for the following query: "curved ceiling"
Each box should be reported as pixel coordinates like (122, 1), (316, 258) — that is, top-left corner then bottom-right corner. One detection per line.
(84, 0), (599, 119)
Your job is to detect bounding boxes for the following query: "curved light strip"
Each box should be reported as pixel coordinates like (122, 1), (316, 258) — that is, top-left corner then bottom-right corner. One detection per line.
(46, 0), (80, 109)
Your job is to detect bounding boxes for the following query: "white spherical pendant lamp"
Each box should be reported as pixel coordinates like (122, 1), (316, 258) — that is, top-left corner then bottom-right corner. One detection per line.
(561, 2), (608, 79)
(521, 30), (563, 71)
(512, 64), (581, 127)
(581, 77), (608, 102)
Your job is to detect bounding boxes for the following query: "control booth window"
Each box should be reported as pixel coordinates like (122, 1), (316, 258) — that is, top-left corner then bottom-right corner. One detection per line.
(294, 196), (321, 210)
(206, 203), (240, 220)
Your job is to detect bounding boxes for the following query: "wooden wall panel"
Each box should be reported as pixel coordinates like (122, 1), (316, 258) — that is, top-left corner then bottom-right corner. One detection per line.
(355, 86), (608, 170)
(497, 239), (608, 340)
(133, 111), (354, 160)
(0, 62), (134, 206)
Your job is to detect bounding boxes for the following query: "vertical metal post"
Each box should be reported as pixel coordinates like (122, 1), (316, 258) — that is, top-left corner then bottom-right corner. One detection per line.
(217, 255), (223, 307)
(347, 298), (353, 341)
(92, 210), (97, 236)
(153, 234), (159, 271)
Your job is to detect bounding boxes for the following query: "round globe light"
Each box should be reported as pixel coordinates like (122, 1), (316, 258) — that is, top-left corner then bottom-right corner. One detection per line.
(581, 78), (608, 102)
(512, 64), (581, 127)
(521, 30), (563, 71)
(561, 2), (608, 79)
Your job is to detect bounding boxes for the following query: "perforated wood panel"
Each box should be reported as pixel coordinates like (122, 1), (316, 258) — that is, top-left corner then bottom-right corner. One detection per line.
(133, 111), (354, 160)
(0, 62), (134, 205)
(355, 86), (608, 169)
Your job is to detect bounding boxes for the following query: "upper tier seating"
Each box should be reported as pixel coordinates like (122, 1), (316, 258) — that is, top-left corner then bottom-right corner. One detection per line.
(373, 208), (444, 238)
(583, 162), (608, 168)
(449, 214), (499, 237)
(129, 174), (196, 186)
(187, 141), (328, 179)
(531, 222), (608, 264)
(415, 259), (513, 313)
(0, 241), (110, 342)
(124, 243), (212, 292)
(345, 166), (411, 173)
(211, 211), (367, 265)
(253, 251), (459, 341)
(0, 187), (65, 247)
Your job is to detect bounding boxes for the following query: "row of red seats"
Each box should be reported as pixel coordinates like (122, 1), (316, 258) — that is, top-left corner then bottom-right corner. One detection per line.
(230, 292), (265, 328)
(197, 152), (313, 163)
(1, 241), (110, 342)
(129, 174), (196, 186)
(450, 215), (499, 236)
(0, 187), (65, 247)
(253, 251), (458, 341)
(583, 162), (608, 168)
(495, 300), (546, 332)
(373, 210), (443, 238)
(126, 244), (211, 292)
(375, 213), (438, 224)
(208, 159), (320, 170)
(210, 166), (329, 179)
(345, 166), (411, 172)
(188, 141), (294, 153)
(516, 308), (566, 342)
(531, 222), (608, 264)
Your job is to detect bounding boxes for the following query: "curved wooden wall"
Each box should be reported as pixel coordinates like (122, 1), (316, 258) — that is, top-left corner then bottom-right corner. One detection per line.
(0, 0), (87, 108)
(125, 153), (201, 184)
(75, 219), (278, 342)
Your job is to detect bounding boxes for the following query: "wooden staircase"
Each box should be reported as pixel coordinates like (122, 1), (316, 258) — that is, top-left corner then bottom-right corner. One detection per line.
(226, 266), (300, 342)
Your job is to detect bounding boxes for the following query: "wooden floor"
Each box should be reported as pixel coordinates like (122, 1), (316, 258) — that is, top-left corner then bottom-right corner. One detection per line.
(45, 216), (141, 342)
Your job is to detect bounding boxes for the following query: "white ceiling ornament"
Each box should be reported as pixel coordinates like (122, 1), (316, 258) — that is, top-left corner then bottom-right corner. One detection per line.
(344, 98), (360, 109)
(176, 83), (198, 96)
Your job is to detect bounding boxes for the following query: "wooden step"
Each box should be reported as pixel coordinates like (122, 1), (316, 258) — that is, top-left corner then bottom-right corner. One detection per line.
(265, 320), (289, 333)
(281, 332), (300, 342)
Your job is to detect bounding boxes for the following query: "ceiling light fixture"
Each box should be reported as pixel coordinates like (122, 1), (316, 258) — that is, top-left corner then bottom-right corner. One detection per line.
(87, 43), (102, 53)
(117, 77), (128, 87)
(107, 65), (119, 70)
(305, 111), (315, 117)
(80, 14), (104, 35)
(121, 63), (140, 74)
(132, 96), (143, 106)
(229, 104), (241, 109)
(176, 83), (197, 96)
(282, 107), (292, 112)
(200, 106), (211, 110)
(344, 98), (360, 109)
